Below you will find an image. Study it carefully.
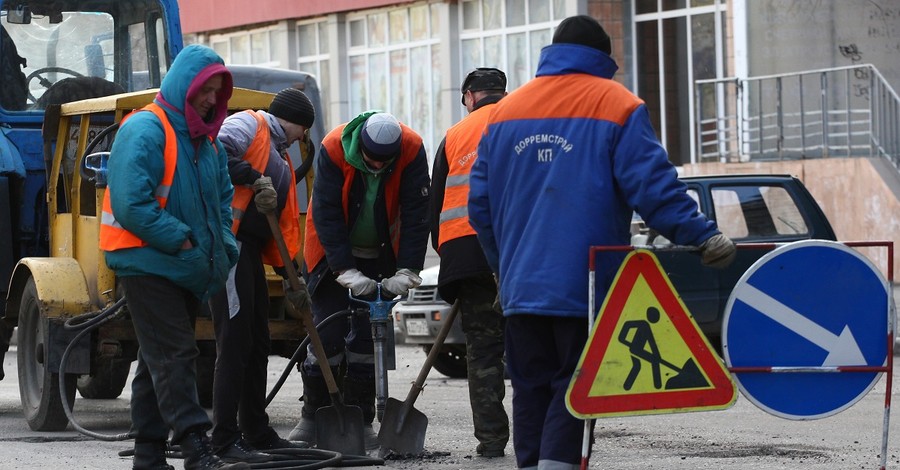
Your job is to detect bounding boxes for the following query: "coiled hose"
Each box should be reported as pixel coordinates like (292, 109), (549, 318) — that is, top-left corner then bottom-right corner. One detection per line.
(59, 304), (380, 468)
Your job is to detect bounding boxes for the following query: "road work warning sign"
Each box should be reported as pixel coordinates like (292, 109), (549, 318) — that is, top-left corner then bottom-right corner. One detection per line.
(566, 249), (736, 418)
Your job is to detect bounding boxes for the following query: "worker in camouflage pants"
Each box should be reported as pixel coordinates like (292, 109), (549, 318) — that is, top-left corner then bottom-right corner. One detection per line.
(429, 67), (511, 457)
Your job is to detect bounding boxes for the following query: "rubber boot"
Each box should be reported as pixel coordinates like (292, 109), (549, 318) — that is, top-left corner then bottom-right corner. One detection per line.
(179, 430), (250, 470)
(132, 440), (174, 470)
(288, 371), (331, 445)
(342, 376), (378, 450)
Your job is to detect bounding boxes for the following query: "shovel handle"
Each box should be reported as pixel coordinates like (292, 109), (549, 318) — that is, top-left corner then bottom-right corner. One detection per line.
(402, 300), (460, 406)
(265, 212), (343, 397)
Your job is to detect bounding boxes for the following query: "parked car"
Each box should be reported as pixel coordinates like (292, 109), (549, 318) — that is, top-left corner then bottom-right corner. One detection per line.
(631, 174), (837, 349)
(393, 265), (467, 378)
(396, 174), (837, 372)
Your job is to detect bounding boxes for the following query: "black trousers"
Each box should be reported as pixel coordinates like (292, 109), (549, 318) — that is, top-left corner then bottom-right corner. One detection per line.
(208, 241), (277, 449)
(122, 275), (211, 445)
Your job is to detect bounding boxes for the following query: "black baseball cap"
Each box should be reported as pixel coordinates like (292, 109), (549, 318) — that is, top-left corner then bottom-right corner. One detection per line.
(460, 67), (507, 105)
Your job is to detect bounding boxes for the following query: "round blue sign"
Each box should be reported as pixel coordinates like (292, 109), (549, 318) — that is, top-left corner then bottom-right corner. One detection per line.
(723, 240), (890, 420)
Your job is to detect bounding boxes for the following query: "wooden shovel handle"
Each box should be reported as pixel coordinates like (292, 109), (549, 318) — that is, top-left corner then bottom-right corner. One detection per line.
(402, 300), (460, 406)
(265, 211), (342, 397)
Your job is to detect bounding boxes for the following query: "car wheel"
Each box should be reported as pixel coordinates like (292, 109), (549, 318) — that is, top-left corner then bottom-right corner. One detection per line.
(424, 343), (467, 379)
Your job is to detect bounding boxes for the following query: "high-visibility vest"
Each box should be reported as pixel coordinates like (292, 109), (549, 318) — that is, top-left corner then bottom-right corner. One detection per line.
(229, 110), (301, 267)
(437, 103), (495, 248)
(303, 121), (423, 272)
(99, 103), (176, 251)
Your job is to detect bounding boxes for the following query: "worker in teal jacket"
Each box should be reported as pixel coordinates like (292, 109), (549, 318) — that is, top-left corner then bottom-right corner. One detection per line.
(103, 44), (246, 470)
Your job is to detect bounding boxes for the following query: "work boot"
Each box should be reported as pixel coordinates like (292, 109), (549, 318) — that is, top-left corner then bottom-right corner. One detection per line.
(249, 433), (309, 451)
(362, 424), (379, 451)
(342, 376), (379, 450)
(287, 416), (316, 446)
(215, 438), (272, 463)
(476, 442), (506, 458)
(132, 439), (174, 470)
(179, 430), (250, 470)
(288, 370), (331, 445)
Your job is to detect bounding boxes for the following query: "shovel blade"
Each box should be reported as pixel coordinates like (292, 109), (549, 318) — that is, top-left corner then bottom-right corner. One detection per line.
(377, 397), (428, 456)
(316, 404), (366, 456)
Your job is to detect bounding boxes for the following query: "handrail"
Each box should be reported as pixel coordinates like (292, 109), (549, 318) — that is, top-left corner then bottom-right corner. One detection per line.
(693, 64), (900, 174)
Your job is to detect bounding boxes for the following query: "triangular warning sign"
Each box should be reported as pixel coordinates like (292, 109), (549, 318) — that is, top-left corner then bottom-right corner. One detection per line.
(566, 249), (736, 418)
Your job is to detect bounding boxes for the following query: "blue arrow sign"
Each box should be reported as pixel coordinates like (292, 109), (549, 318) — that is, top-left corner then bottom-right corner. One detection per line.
(732, 283), (866, 367)
(723, 240), (889, 420)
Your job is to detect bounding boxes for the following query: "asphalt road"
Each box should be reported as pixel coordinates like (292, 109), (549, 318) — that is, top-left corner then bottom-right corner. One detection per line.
(0, 283), (897, 469)
(2, 341), (900, 469)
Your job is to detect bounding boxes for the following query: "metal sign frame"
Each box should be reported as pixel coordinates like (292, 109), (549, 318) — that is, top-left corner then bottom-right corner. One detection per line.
(583, 241), (895, 470)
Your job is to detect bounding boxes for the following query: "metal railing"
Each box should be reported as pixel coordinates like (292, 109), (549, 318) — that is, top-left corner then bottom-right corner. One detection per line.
(694, 64), (900, 172)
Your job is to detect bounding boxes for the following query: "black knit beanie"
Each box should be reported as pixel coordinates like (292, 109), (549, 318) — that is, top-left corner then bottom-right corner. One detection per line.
(268, 88), (316, 128)
(552, 15), (611, 54)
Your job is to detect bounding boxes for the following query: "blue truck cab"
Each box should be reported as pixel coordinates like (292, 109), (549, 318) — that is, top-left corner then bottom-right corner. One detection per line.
(0, 0), (184, 431)
(0, 0), (183, 314)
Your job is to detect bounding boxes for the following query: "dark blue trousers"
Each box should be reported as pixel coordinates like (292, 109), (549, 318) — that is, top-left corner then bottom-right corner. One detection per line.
(302, 257), (388, 379)
(505, 315), (588, 468)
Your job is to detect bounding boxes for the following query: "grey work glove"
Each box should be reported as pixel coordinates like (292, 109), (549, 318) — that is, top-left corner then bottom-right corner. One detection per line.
(699, 233), (737, 269)
(335, 268), (377, 297)
(283, 278), (311, 314)
(382, 268), (423, 297)
(252, 176), (277, 214)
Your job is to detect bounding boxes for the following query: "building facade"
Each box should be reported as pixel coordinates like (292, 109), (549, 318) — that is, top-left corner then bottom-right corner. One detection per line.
(178, 0), (900, 167)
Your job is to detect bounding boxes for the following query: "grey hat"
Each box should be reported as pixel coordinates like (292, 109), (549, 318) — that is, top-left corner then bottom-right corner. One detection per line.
(360, 113), (402, 162)
(269, 88), (315, 128)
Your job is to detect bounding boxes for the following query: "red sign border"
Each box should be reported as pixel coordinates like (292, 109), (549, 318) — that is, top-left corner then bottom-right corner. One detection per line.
(567, 250), (736, 417)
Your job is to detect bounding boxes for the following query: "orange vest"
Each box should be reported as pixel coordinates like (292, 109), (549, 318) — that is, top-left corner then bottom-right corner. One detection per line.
(437, 104), (494, 248)
(303, 122), (423, 272)
(99, 103), (176, 251)
(230, 110), (301, 267)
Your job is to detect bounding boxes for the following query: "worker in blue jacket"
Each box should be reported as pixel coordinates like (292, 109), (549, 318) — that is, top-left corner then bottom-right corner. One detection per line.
(468, 15), (736, 469)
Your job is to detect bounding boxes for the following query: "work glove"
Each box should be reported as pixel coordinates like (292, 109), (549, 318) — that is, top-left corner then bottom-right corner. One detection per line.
(283, 278), (311, 315)
(335, 268), (377, 297)
(699, 233), (737, 269)
(381, 268), (423, 297)
(252, 176), (277, 214)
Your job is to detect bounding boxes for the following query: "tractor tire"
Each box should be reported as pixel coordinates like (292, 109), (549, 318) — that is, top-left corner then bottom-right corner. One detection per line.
(77, 357), (132, 399)
(17, 277), (76, 431)
(424, 343), (468, 379)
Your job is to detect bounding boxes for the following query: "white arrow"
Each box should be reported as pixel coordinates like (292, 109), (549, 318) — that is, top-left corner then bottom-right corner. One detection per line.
(733, 283), (867, 366)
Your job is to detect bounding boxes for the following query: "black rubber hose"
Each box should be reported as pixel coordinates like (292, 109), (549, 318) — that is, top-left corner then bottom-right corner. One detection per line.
(59, 298), (133, 441)
(62, 301), (382, 466)
(265, 308), (354, 407)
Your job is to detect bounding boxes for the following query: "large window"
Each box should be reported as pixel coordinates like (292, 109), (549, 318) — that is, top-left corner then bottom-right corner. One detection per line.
(209, 26), (285, 67)
(347, 4), (442, 156)
(459, 0), (567, 90)
(634, 0), (730, 165)
(297, 20), (330, 130)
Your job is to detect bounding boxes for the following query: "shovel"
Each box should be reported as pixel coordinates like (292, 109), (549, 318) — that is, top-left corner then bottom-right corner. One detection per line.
(264, 212), (365, 456)
(378, 300), (460, 455)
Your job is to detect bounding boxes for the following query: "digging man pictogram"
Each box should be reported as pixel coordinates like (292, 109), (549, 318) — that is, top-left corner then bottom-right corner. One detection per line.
(618, 307), (709, 391)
